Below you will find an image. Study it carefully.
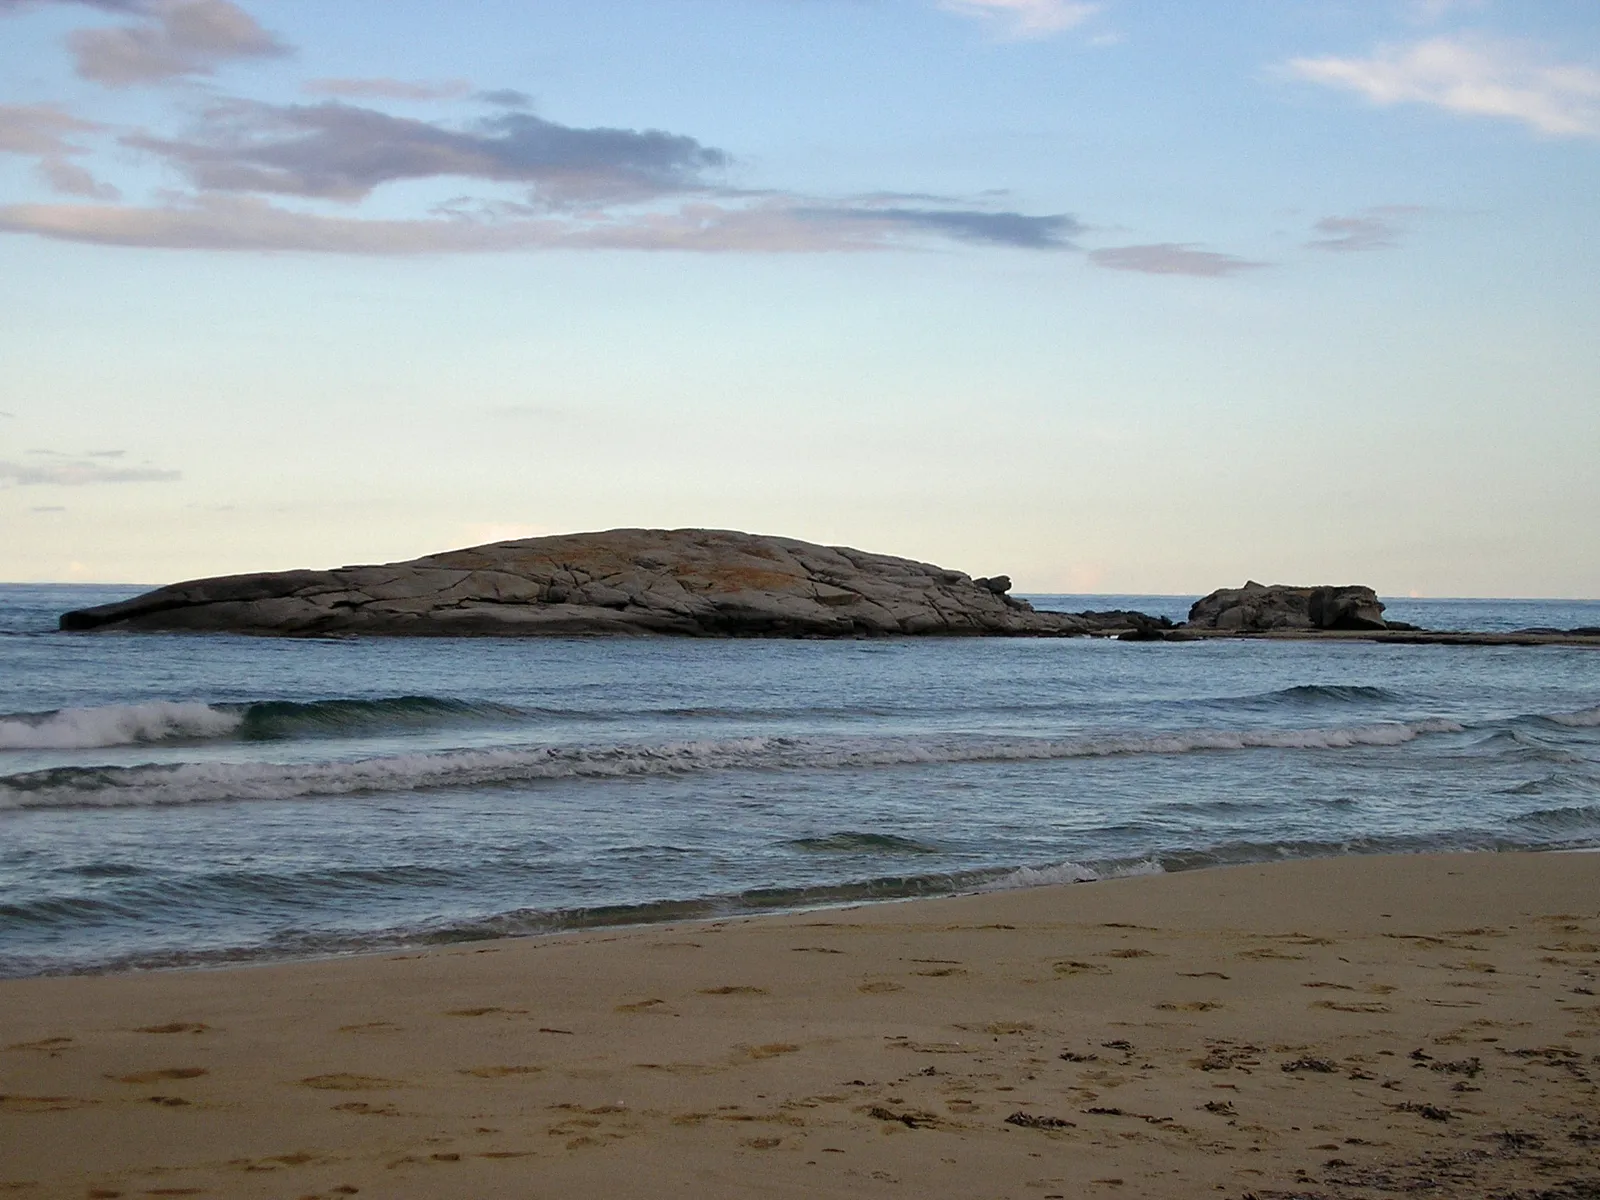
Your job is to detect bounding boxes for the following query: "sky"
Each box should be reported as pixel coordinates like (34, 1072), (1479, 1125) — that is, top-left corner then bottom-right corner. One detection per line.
(1, 0), (1597, 596)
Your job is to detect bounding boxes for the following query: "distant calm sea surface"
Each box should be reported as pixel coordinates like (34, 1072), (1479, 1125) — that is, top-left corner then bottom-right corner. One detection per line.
(2, 584), (1596, 978)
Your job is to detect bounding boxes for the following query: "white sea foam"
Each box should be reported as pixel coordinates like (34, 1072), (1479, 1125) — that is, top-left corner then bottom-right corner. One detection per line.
(0, 719), (1466, 810)
(0, 702), (242, 750)
(1547, 705), (1600, 728)
(982, 860), (1101, 889)
(979, 857), (1167, 893)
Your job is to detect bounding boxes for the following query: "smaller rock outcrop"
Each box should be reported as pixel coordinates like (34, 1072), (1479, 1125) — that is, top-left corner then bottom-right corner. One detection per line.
(1186, 582), (1388, 633)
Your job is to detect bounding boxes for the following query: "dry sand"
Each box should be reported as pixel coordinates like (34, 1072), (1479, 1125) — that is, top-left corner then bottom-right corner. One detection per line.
(3, 851), (1598, 1199)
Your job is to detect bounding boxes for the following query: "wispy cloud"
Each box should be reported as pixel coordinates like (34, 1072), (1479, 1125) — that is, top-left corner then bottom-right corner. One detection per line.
(0, 1), (143, 11)
(937, 0), (1101, 41)
(128, 100), (731, 204)
(0, 103), (119, 197)
(0, 192), (1081, 254)
(1088, 243), (1266, 277)
(0, 93), (1092, 256)
(797, 205), (1080, 249)
(478, 89), (533, 109)
(67, 0), (289, 87)
(0, 457), (180, 484)
(1306, 205), (1426, 252)
(303, 77), (472, 102)
(1286, 35), (1600, 138)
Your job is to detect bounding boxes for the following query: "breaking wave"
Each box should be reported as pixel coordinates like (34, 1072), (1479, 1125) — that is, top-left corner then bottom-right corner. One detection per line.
(0, 696), (524, 750)
(0, 718), (1466, 811)
(1546, 704), (1600, 728)
(0, 701), (241, 750)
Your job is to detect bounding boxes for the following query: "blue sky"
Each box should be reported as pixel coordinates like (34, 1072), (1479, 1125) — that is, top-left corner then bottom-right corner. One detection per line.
(1, 0), (1596, 595)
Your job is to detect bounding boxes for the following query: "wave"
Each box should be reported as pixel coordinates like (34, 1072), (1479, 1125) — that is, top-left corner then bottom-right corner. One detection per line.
(0, 696), (524, 750)
(1546, 704), (1600, 728)
(1509, 804), (1600, 833)
(0, 718), (1466, 811)
(1225, 684), (1400, 708)
(787, 832), (940, 854)
(1466, 729), (1590, 765)
(233, 696), (524, 739)
(22, 835), (1597, 979)
(0, 701), (241, 750)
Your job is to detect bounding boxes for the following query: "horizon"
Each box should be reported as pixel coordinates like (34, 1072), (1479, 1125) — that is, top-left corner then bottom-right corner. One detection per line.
(2, 2), (1597, 598)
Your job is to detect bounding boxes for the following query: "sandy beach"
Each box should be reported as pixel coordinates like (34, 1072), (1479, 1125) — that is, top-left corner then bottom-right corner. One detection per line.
(3, 851), (1598, 1199)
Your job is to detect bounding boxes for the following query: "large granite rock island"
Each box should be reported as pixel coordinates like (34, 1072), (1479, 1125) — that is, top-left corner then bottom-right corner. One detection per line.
(58, 528), (1159, 638)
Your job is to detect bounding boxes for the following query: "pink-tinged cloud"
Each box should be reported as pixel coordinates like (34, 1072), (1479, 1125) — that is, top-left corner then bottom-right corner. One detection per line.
(0, 103), (99, 154)
(68, 0), (289, 86)
(0, 104), (119, 197)
(0, 194), (1077, 255)
(1307, 206), (1429, 252)
(1286, 35), (1600, 138)
(303, 77), (473, 102)
(1088, 243), (1265, 277)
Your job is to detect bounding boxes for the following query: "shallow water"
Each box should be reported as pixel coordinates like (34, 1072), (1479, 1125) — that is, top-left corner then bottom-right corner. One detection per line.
(1, 584), (1596, 976)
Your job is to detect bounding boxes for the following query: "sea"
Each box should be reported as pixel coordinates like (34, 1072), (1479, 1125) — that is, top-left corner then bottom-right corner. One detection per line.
(1, 583), (1596, 979)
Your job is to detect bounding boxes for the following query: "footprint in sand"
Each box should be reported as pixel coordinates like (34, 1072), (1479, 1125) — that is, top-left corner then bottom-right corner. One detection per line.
(4, 1036), (73, 1055)
(737, 1043), (799, 1061)
(636, 1061), (721, 1075)
(698, 986), (768, 996)
(615, 998), (668, 1013)
(0, 1094), (98, 1112)
(1156, 1001), (1223, 1012)
(134, 1023), (209, 1035)
(858, 981), (904, 994)
(113, 1068), (207, 1084)
(333, 1100), (402, 1115)
(1311, 1000), (1391, 1014)
(299, 1074), (406, 1091)
(1102, 949), (1159, 959)
(459, 1065), (544, 1078)
(443, 1006), (525, 1017)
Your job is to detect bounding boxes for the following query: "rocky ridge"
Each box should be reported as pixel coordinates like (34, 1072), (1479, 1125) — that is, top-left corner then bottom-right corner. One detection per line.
(1185, 581), (1389, 632)
(58, 528), (1162, 639)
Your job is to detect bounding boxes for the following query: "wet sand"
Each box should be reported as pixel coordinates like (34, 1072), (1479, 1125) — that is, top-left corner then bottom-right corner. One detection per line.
(2, 851), (1598, 1199)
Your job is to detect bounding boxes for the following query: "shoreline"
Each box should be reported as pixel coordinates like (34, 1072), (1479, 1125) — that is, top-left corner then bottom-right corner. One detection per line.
(3, 850), (1597, 1198)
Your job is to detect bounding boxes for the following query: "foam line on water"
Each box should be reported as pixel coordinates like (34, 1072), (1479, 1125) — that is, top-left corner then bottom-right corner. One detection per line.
(0, 718), (1467, 810)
